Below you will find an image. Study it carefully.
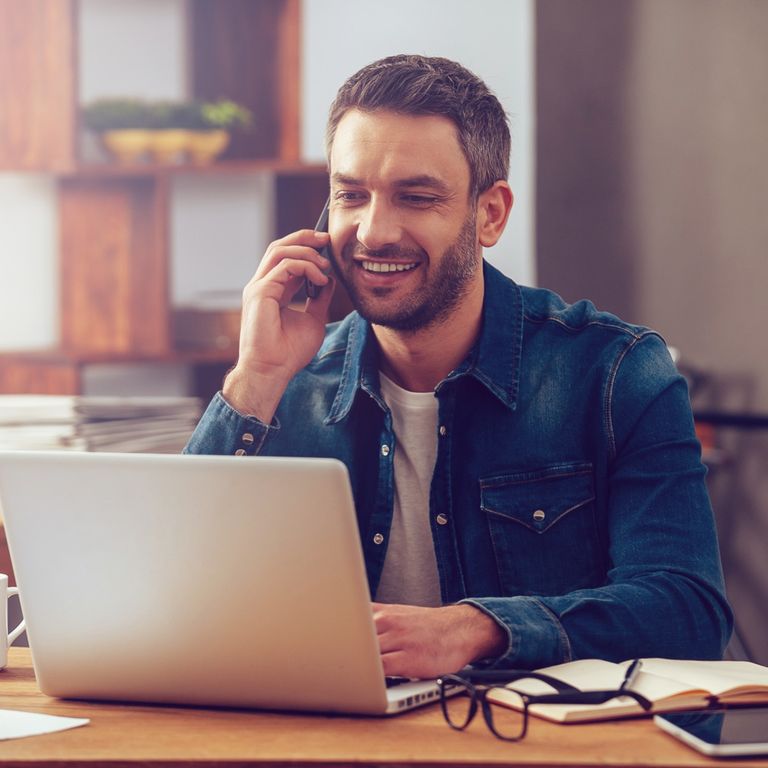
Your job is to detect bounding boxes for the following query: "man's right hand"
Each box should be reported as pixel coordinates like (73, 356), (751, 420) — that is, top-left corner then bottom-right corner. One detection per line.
(222, 229), (335, 422)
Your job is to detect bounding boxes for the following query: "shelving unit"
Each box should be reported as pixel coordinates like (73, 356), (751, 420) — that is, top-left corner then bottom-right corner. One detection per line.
(0, 0), (337, 399)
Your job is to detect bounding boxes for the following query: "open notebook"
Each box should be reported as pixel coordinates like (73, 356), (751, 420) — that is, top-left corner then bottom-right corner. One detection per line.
(487, 657), (768, 723)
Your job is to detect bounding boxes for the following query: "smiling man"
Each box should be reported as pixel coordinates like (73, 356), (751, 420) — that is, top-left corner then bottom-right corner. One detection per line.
(185, 55), (732, 677)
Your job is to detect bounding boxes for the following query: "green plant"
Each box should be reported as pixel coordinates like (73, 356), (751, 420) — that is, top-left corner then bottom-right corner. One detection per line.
(81, 98), (153, 131)
(168, 101), (208, 130)
(145, 101), (178, 130)
(200, 100), (253, 131)
(82, 98), (253, 132)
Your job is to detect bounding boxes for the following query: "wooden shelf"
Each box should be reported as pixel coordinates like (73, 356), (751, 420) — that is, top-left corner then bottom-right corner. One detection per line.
(55, 161), (329, 179)
(0, 1), (77, 171)
(0, 349), (237, 366)
(0, 0), (336, 397)
(0, 349), (236, 399)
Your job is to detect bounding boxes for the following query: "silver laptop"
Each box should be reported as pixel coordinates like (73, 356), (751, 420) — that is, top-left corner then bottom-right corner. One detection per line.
(0, 451), (442, 715)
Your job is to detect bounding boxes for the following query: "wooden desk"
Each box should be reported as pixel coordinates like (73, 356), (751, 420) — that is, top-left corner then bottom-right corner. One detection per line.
(1, 648), (767, 768)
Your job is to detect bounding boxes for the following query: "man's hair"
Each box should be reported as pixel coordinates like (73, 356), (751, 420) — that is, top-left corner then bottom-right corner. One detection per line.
(325, 54), (510, 198)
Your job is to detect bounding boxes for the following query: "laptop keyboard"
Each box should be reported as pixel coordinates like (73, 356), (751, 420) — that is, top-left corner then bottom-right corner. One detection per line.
(385, 676), (413, 688)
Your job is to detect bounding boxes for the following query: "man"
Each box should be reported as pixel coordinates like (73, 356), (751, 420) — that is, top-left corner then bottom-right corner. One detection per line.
(186, 55), (732, 677)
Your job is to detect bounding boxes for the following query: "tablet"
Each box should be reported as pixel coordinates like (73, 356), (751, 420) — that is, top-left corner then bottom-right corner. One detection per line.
(655, 708), (768, 757)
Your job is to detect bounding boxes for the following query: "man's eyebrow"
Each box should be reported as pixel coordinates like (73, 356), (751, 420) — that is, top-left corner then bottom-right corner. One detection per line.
(331, 173), (451, 195)
(331, 173), (362, 186)
(394, 175), (451, 195)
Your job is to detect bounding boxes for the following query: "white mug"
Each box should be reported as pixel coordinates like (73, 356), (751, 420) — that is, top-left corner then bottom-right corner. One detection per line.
(1, 573), (25, 669)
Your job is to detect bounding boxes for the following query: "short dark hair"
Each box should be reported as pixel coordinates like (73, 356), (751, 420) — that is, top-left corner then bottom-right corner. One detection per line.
(325, 54), (510, 198)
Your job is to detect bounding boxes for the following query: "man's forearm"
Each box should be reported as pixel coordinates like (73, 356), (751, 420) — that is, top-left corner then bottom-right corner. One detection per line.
(183, 391), (276, 456)
(222, 365), (292, 425)
(464, 571), (732, 670)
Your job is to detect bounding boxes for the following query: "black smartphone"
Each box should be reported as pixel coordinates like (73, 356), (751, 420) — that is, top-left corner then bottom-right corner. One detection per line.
(305, 196), (331, 299)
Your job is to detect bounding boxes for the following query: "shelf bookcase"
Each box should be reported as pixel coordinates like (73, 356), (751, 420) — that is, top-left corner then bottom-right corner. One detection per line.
(0, 0), (334, 398)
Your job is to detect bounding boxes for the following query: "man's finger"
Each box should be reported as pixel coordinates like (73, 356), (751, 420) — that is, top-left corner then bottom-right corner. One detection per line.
(257, 233), (331, 278)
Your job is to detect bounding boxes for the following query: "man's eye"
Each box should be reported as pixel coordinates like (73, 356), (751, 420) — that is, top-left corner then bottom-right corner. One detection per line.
(334, 191), (365, 202)
(401, 195), (439, 205)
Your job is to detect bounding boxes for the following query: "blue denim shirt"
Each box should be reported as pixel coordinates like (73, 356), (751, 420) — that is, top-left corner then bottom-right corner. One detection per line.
(185, 261), (732, 668)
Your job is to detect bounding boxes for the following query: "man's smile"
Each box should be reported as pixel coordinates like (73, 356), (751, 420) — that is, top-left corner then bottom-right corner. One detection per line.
(359, 260), (419, 274)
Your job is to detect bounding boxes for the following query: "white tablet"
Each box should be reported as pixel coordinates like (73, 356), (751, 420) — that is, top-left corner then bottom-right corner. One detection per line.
(655, 708), (768, 757)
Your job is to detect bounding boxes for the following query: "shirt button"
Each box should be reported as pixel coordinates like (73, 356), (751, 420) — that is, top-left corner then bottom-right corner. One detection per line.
(532, 509), (546, 522)
(439, 425), (447, 437)
(242, 432), (255, 445)
(436, 513), (448, 526)
(373, 533), (385, 545)
(381, 444), (391, 457)
(234, 448), (247, 456)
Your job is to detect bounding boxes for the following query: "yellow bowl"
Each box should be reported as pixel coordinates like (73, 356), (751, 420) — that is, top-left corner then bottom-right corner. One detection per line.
(101, 130), (152, 164)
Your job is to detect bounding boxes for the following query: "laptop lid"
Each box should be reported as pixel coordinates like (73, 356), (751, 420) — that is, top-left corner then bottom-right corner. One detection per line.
(0, 451), (434, 715)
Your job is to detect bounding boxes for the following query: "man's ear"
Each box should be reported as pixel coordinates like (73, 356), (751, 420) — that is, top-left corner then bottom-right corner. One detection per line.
(476, 181), (513, 247)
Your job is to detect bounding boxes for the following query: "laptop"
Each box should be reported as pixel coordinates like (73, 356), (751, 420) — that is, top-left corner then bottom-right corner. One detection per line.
(0, 451), (443, 715)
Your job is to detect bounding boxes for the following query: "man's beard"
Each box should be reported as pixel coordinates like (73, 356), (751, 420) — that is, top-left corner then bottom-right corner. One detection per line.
(333, 212), (479, 333)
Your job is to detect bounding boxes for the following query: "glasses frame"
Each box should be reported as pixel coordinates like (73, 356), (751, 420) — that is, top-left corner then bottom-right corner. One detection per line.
(438, 665), (652, 742)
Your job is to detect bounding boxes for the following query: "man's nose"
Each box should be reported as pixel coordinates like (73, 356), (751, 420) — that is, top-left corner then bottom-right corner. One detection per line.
(355, 199), (402, 252)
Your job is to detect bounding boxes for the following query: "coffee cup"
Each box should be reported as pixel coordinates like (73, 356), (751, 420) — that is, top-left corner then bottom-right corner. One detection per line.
(1, 573), (25, 669)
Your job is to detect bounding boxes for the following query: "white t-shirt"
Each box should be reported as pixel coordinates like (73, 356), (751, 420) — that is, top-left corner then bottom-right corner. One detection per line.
(374, 372), (442, 607)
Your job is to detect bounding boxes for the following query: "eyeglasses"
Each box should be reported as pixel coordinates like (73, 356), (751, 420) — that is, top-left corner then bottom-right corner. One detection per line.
(437, 663), (651, 742)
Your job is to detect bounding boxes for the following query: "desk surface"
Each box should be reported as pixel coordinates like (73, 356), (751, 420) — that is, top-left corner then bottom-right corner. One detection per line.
(1, 648), (767, 768)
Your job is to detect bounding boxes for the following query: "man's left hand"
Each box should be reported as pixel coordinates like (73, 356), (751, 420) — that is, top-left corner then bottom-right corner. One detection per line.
(371, 602), (507, 679)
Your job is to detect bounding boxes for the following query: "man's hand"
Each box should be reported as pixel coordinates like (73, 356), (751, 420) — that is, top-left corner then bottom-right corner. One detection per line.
(372, 602), (507, 679)
(223, 229), (335, 422)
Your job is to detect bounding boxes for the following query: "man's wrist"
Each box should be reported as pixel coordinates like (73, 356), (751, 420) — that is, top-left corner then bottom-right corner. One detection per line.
(222, 365), (291, 424)
(459, 604), (508, 664)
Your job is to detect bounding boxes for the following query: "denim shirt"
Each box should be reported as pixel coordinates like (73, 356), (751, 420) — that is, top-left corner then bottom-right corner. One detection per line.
(185, 261), (732, 668)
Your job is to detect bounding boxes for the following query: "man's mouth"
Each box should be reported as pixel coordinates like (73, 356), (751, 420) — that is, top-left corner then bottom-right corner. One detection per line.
(360, 261), (418, 274)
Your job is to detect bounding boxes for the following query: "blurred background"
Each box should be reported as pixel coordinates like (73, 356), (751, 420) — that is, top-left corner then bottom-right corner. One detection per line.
(0, 0), (766, 662)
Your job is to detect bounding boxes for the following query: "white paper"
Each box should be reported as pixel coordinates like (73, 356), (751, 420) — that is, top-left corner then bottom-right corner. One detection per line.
(0, 709), (89, 741)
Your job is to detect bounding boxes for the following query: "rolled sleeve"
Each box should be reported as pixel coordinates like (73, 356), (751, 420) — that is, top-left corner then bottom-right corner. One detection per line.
(183, 391), (279, 456)
(461, 596), (571, 668)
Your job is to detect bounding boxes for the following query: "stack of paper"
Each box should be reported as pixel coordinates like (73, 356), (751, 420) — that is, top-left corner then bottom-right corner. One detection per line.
(0, 396), (201, 453)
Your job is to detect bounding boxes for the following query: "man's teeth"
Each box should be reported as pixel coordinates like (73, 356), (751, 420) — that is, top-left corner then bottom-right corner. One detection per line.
(361, 261), (417, 273)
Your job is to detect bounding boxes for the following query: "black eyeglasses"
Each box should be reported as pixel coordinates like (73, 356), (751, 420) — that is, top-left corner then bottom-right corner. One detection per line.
(437, 663), (651, 742)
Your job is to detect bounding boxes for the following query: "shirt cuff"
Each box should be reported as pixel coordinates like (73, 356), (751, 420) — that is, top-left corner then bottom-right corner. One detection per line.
(183, 391), (279, 456)
(460, 596), (572, 669)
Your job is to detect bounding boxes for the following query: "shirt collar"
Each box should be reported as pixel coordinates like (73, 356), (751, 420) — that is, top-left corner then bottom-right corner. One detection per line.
(325, 259), (523, 424)
(460, 259), (523, 411)
(325, 313), (381, 424)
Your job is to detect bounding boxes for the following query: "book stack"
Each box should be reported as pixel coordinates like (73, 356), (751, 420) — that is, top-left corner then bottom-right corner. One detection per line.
(0, 396), (202, 454)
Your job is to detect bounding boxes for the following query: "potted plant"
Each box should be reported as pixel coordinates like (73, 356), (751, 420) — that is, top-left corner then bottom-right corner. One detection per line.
(82, 98), (154, 164)
(82, 98), (253, 165)
(145, 101), (190, 164)
(186, 100), (253, 164)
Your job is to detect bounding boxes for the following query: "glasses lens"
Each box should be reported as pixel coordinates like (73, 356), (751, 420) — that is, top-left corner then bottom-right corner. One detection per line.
(485, 688), (528, 741)
(441, 679), (475, 730)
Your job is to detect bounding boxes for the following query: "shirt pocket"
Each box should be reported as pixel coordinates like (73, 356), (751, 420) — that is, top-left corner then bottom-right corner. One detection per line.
(480, 463), (602, 596)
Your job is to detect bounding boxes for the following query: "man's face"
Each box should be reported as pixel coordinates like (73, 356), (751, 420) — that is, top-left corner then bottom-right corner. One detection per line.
(328, 109), (481, 332)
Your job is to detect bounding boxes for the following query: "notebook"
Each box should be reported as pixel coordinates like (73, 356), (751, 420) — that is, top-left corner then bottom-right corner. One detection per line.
(486, 657), (768, 723)
(0, 451), (441, 715)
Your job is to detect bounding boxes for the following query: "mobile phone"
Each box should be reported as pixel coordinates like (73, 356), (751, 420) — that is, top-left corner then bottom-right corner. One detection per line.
(305, 196), (331, 299)
(655, 708), (768, 757)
